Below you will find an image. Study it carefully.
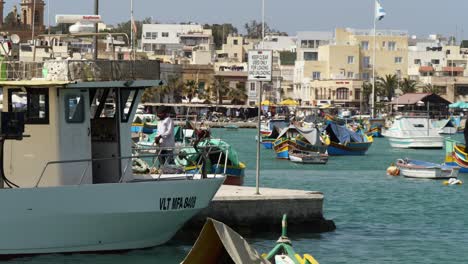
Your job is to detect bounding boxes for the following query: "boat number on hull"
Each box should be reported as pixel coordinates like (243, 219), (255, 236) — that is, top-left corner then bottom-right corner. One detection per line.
(159, 196), (197, 211)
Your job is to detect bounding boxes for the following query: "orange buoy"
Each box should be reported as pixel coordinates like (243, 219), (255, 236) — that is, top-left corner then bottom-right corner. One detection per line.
(387, 164), (400, 176)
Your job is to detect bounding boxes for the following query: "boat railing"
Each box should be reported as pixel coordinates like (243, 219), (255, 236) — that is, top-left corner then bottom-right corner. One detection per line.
(35, 146), (228, 188)
(0, 60), (161, 82)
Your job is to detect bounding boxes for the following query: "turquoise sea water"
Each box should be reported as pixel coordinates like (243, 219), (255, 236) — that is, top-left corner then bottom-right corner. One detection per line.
(9, 129), (468, 263)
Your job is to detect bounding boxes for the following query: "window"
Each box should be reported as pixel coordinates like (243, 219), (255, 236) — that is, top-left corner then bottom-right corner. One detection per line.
(233, 39), (238, 45)
(162, 32), (169, 37)
(233, 53), (238, 58)
(355, 89), (361, 100)
(312, 72), (321, 80)
(382, 41), (386, 48)
(8, 88), (49, 124)
(414, 59), (421, 65)
(361, 41), (369, 50)
(388, 41), (396, 51)
(90, 88), (116, 119)
(336, 88), (349, 100)
(431, 59), (440, 65)
(303, 52), (318, 61)
(151, 32), (158, 39)
(395, 57), (403, 64)
(362, 73), (370, 80)
(347, 72), (354, 78)
(65, 94), (85, 123)
(446, 49), (451, 55)
(250, 83), (256, 91)
(120, 89), (139, 122)
(347, 56), (354, 64)
(145, 32), (151, 39)
(363, 56), (371, 67)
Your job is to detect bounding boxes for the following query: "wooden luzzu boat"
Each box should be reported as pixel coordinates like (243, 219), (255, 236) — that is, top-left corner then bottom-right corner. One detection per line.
(273, 125), (327, 159)
(324, 122), (373, 156)
(445, 138), (468, 173)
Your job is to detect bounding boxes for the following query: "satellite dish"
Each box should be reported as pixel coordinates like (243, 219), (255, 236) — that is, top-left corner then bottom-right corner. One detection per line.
(10, 34), (20, 44)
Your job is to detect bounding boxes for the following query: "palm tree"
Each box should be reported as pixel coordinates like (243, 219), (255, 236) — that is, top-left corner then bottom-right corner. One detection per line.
(376, 74), (399, 101)
(229, 82), (248, 105)
(183, 80), (199, 103)
(141, 75), (184, 103)
(423, 83), (440, 94)
(212, 77), (230, 104)
(399, 78), (418, 94)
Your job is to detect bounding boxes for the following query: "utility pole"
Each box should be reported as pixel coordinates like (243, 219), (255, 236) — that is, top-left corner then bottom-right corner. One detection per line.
(93, 0), (99, 60)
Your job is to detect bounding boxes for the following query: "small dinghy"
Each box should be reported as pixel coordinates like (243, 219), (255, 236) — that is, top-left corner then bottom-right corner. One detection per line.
(396, 158), (460, 179)
(289, 149), (328, 164)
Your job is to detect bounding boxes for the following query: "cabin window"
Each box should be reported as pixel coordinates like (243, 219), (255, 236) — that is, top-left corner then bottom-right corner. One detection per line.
(120, 89), (138, 122)
(90, 88), (116, 119)
(413, 124), (424, 128)
(65, 94), (85, 123)
(8, 88), (49, 124)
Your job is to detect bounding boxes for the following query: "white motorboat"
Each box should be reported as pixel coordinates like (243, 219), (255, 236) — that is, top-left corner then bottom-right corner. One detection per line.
(382, 117), (443, 148)
(0, 58), (225, 255)
(396, 159), (460, 179)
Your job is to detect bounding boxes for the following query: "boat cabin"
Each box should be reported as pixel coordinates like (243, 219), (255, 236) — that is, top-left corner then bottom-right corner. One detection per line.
(1, 60), (163, 188)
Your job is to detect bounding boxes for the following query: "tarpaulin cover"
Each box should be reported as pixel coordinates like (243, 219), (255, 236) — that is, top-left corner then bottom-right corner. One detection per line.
(325, 122), (364, 143)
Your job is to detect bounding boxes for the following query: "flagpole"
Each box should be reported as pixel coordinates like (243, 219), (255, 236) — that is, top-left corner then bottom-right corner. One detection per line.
(130, 0), (134, 60)
(372, 0), (377, 119)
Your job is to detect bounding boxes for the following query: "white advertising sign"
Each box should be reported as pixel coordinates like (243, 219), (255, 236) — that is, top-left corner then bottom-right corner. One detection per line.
(248, 50), (272, 81)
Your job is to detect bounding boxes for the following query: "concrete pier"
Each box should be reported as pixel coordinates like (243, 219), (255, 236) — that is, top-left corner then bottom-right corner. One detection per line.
(182, 185), (336, 234)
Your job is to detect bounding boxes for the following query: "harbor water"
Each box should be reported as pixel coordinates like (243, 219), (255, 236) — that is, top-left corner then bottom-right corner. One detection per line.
(9, 129), (468, 264)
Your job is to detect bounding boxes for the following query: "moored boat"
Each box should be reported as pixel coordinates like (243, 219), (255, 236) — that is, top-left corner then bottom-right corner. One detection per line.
(273, 125), (327, 159)
(288, 149), (328, 164)
(0, 58), (225, 254)
(396, 158), (459, 179)
(382, 117), (443, 149)
(445, 138), (468, 173)
(263, 215), (320, 264)
(324, 122), (373, 155)
(366, 118), (385, 137)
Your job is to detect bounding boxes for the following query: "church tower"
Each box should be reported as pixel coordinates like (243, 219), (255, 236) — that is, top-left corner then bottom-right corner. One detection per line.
(20, 0), (45, 30)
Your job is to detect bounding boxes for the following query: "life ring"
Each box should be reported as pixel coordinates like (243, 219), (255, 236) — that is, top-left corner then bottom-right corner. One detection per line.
(133, 158), (149, 174)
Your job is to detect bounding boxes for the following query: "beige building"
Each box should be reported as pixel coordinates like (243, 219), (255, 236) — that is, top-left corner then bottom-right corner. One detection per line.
(294, 28), (409, 106)
(335, 28), (408, 80)
(216, 34), (257, 63)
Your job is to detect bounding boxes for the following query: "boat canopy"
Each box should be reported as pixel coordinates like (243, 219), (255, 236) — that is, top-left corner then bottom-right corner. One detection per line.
(325, 122), (365, 144)
(432, 119), (455, 129)
(277, 125), (323, 146)
(182, 218), (269, 264)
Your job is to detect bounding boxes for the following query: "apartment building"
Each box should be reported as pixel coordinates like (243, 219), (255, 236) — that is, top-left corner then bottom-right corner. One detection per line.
(292, 28), (408, 106)
(141, 24), (214, 64)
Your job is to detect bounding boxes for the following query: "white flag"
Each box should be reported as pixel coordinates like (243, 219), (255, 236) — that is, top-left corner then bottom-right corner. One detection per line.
(375, 0), (386, 21)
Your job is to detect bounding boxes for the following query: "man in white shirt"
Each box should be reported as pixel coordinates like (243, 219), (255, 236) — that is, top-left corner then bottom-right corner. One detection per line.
(155, 106), (175, 166)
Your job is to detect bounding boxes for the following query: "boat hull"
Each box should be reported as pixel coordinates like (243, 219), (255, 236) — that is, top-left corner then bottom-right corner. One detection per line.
(186, 164), (245, 186)
(289, 153), (328, 164)
(386, 136), (443, 149)
(327, 141), (372, 156)
(396, 159), (459, 179)
(0, 177), (225, 254)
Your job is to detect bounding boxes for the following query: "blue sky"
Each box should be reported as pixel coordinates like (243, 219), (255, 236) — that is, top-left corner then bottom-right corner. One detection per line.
(5, 0), (468, 39)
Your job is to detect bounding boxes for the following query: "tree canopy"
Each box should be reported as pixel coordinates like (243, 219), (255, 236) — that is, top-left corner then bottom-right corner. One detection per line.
(203, 23), (238, 49)
(244, 20), (287, 39)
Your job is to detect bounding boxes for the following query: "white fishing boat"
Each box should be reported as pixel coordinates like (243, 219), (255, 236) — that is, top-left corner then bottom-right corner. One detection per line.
(288, 149), (328, 164)
(0, 58), (225, 255)
(382, 117), (443, 148)
(396, 159), (459, 179)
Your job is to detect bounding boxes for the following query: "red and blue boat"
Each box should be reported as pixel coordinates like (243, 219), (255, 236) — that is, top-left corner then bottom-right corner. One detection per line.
(260, 119), (288, 149)
(324, 122), (373, 156)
